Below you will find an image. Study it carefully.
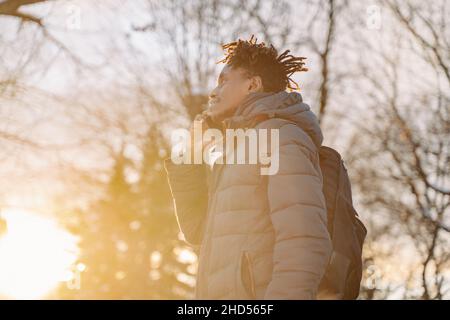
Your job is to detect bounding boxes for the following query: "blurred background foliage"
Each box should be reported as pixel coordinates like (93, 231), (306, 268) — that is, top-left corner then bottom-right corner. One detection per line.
(0, 0), (448, 299)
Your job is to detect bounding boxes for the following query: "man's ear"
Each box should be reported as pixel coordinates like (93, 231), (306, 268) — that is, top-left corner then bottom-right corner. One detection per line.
(248, 75), (264, 93)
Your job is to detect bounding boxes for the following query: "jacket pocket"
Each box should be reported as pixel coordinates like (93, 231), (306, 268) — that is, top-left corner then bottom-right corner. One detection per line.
(238, 250), (256, 299)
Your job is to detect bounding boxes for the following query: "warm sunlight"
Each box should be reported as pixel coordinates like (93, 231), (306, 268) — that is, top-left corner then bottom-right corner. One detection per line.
(0, 0), (448, 302)
(0, 209), (79, 299)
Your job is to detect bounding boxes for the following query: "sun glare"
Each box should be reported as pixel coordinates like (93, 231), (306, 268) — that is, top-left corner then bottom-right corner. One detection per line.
(0, 209), (79, 299)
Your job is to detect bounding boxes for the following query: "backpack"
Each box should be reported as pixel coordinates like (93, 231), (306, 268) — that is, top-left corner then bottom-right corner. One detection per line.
(248, 115), (367, 299)
(316, 146), (367, 299)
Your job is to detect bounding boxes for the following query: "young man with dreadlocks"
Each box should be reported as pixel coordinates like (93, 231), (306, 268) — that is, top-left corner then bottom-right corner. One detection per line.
(165, 35), (332, 299)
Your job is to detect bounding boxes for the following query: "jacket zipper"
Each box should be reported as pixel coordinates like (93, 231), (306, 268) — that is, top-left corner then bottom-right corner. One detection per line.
(197, 162), (225, 298)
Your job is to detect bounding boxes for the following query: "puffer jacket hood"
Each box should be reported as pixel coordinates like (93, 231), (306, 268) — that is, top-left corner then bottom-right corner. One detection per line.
(222, 91), (324, 148)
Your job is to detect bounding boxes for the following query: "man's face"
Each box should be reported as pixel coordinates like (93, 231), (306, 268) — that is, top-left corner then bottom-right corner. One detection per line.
(208, 65), (253, 122)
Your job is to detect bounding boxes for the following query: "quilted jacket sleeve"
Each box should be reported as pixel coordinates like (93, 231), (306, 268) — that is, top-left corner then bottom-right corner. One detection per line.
(164, 159), (208, 247)
(264, 123), (332, 300)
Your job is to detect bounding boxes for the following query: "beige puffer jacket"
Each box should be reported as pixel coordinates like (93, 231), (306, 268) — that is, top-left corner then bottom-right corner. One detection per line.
(165, 91), (332, 299)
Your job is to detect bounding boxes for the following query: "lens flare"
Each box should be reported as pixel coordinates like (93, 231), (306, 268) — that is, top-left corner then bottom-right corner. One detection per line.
(0, 209), (79, 299)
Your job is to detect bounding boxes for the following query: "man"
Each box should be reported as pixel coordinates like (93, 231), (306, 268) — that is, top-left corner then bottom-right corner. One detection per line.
(165, 35), (332, 299)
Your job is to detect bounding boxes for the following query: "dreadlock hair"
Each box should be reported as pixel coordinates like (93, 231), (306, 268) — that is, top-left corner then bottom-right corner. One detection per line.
(216, 34), (308, 92)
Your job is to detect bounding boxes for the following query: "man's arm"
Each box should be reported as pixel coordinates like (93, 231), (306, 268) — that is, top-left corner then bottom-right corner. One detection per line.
(164, 159), (208, 247)
(264, 124), (332, 299)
